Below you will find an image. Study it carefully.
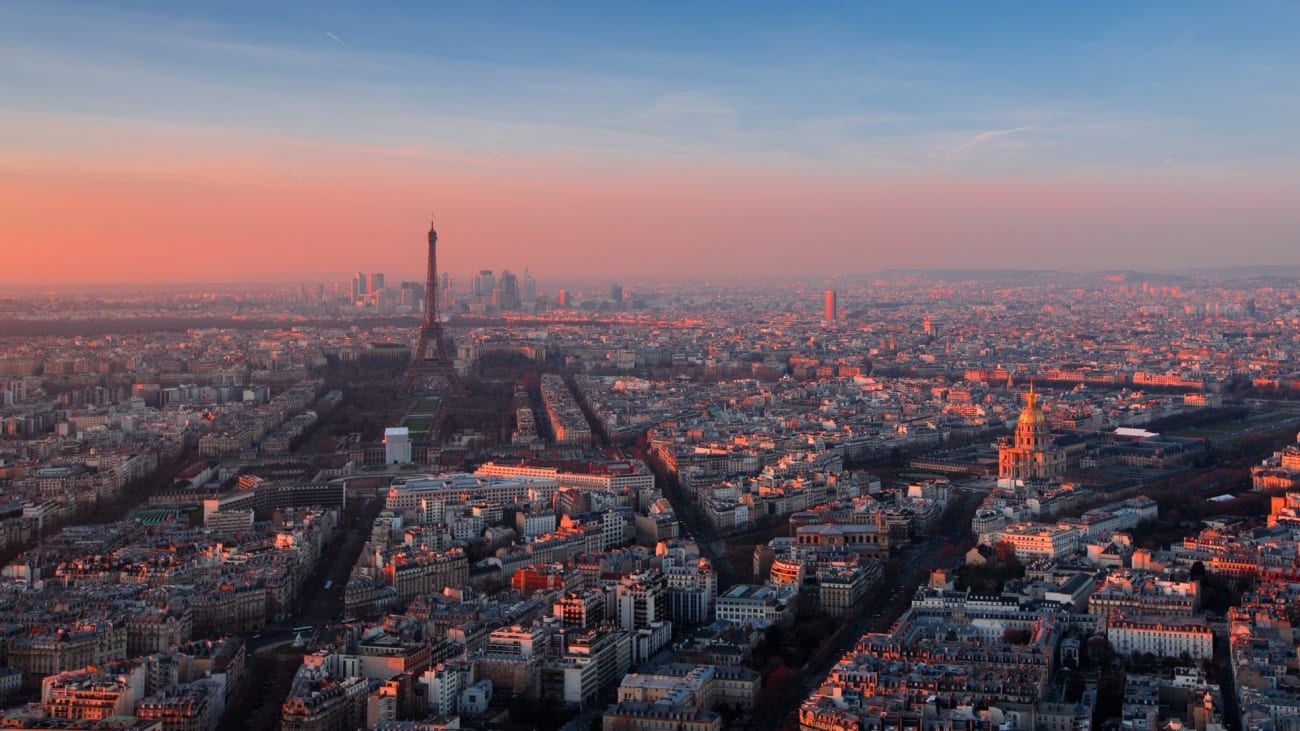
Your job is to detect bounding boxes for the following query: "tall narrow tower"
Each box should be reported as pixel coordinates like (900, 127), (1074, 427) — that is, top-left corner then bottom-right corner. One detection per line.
(401, 216), (462, 395)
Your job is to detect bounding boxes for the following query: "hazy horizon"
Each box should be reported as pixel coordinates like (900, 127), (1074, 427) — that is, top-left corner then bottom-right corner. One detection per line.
(12, 264), (1300, 297)
(4, 1), (1299, 285)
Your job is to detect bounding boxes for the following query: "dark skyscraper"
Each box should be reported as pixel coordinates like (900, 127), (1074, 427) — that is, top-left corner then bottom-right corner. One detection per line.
(401, 216), (461, 395)
(398, 281), (423, 310)
(499, 270), (520, 310)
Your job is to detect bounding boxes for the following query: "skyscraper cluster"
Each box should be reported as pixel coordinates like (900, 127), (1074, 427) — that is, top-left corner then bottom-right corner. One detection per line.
(463, 267), (536, 313)
(351, 271), (396, 310)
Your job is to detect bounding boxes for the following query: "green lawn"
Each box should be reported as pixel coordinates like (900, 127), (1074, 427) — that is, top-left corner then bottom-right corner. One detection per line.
(403, 416), (431, 435)
(1170, 425), (1236, 438)
(411, 398), (440, 413)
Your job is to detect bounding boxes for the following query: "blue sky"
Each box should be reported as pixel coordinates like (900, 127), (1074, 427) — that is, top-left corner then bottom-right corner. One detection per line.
(7, 1), (1297, 175)
(3, 1), (1299, 282)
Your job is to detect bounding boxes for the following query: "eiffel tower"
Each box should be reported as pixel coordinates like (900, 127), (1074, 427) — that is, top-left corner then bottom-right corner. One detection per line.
(400, 216), (462, 395)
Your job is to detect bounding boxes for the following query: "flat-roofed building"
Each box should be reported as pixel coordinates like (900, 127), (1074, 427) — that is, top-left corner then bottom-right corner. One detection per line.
(553, 590), (605, 629)
(715, 585), (794, 627)
(386, 473), (558, 512)
(384, 427), (411, 465)
(993, 522), (1082, 562)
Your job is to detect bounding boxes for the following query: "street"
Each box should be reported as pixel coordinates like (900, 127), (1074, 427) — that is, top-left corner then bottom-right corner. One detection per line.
(216, 495), (384, 731)
(762, 488), (984, 730)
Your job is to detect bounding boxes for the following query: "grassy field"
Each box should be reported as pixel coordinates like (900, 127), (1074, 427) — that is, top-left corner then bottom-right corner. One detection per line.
(1171, 411), (1300, 439)
(403, 416), (431, 435)
(1170, 424), (1239, 438)
(411, 398), (440, 413)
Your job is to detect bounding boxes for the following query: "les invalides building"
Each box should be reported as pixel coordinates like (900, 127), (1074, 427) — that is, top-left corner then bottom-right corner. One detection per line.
(998, 384), (1066, 487)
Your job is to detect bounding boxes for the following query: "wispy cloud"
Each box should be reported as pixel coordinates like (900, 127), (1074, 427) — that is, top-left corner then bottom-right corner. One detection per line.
(951, 124), (1038, 155)
(325, 31), (350, 49)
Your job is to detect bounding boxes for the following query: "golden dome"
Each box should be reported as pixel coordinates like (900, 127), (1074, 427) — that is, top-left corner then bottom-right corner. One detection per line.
(1017, 384), (1046, 426)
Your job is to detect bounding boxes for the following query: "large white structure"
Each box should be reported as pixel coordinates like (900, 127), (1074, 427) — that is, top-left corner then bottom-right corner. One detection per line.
(386, 473), (559, 512)
(384, 427), (411, 465)
(993, 522), (1083, 562)
(616, 570), (668, 632)
(1106, 615), (1213, 660)
(421, 658), (473, 712)
(663, 558), (717, 626)
(476, 460), (655, 493)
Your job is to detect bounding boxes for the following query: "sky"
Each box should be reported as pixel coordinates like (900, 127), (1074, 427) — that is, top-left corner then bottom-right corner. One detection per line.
(3, 1), (1299, 286)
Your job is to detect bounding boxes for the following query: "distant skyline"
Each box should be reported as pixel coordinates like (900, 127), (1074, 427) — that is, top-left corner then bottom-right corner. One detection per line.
(3, 1), (1299, 285)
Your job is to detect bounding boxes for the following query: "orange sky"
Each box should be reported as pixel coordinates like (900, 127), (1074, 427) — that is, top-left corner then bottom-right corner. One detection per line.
(6, 3), (1300, 286)
(4, 122), (1300, 286)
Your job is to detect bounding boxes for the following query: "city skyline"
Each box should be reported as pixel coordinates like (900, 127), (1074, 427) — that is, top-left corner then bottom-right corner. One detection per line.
(4, 1), (1300, 285)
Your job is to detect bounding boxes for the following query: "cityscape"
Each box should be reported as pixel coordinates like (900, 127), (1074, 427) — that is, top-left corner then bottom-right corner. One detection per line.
(4, 3), (1300, 731)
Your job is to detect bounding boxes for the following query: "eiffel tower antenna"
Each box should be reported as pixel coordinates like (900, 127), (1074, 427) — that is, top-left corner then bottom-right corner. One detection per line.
(400, 215), (462, 395)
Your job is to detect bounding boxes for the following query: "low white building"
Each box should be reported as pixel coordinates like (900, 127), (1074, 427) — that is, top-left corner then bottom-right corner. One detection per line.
(458, 679), (492, 715)
(715, 584), (794, 626)
(516, 510), (557, 538)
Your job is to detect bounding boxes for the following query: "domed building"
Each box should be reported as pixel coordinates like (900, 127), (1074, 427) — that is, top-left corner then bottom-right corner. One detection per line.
(998, 384), (1066, 486)
(1251, 430), (1300, 492)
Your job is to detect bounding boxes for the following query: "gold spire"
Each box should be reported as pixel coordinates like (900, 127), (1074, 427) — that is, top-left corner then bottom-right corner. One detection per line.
(1026, 382), (1037, 411)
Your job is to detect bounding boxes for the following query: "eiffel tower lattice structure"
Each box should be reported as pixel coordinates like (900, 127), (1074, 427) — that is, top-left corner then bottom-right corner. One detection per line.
(400, 216), (463, 396)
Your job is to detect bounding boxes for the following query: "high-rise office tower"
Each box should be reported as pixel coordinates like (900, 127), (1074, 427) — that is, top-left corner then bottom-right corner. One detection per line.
(522, 268), (536, 306)
(473, 270), (496, 299)
(399, 281), (423, 310)
(498, 270), (520, 310)
(610, 283), (624, 304)
(368, 272), (385, 293)
(557, 289), (568, 308)
(824, 289), (837, 321)
(352, 271), (368, 301)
